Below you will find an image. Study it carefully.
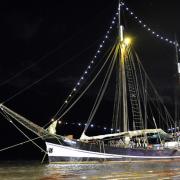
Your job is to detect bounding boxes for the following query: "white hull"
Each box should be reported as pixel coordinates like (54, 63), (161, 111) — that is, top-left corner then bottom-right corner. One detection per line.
(45, 142), (180, 163)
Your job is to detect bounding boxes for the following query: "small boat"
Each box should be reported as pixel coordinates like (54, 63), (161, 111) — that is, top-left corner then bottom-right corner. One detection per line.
(0, 1), (180, 163)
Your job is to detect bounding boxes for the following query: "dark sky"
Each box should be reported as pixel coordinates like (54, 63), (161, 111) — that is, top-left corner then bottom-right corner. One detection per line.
(0, 0), (180, 148)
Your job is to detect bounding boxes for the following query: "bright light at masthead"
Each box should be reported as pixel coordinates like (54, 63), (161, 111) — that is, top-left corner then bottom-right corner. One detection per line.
(124, 37), (131, 45)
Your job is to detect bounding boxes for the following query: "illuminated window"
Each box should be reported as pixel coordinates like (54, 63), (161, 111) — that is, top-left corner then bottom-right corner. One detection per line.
(178, 63), (180, 74)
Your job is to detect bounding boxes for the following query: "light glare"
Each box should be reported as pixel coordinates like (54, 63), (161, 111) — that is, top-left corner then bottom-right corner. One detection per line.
(124, 37), (131, 45)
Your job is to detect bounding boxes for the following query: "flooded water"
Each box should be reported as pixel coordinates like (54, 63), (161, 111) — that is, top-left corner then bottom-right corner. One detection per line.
(0, 160), (179, 179)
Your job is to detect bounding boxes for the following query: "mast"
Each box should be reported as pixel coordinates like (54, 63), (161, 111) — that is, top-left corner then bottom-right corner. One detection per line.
(174, 39), (180, 130)
(119, 0), (128, 132)
(118, 1), (124, 42)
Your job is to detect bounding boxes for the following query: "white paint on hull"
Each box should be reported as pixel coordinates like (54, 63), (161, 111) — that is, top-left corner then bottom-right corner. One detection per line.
(46, 142), (180, 160)
(46, 142), (122, 159)
(164, 141), (180, 149)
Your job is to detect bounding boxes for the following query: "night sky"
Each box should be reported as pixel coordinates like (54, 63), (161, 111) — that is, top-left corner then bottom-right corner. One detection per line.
(0, 0), (180, 160)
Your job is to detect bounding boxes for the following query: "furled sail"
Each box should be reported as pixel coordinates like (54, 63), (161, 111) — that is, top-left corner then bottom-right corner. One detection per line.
(80, 129), (169, 141)
(47, 120), (57, 135)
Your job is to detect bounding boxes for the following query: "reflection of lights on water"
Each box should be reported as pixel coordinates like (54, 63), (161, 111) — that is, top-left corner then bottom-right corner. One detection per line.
(45, 162), (180, 179)
(81, 176), (87, 179)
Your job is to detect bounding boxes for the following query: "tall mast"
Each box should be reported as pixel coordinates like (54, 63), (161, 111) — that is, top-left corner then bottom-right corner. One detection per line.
(119, 0), (128, 132)
(174, 38), (180, 130)
(118, 0), (123, 42)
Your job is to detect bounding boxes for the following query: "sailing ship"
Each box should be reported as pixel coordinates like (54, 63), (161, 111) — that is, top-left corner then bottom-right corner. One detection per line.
(0, 2), (180, 163)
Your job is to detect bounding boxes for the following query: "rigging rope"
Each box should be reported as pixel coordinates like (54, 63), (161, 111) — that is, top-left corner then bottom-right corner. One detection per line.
(43, 45), (116, 128)
(126, 48), (144, 130)
(82, 43), (119, 135)
(133, 50), (174, 128)
(54, 44), (117, 122)
(1, 38), (102, 105)
(0, 31), (85, 87)
(50, 11), (119, 122)
(121, 2), (179, 49)
(112, 55), (121, 132)
(51, 45), (115, 121)
(0, 1), (117, 88)
(0, 136), (43, 152)
(0, 111), (47, 153)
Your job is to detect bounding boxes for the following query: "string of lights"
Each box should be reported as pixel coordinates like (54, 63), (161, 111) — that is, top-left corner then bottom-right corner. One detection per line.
(52, 2), (179, 123)
(52, 9), (119, 120)
(57, 120), (118, 132)
(120, 2), (180, 51)
(57, 120), (178, 133)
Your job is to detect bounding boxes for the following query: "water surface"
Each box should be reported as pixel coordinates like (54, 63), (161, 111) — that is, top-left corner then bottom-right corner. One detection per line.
(0, 160), (180, 179)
